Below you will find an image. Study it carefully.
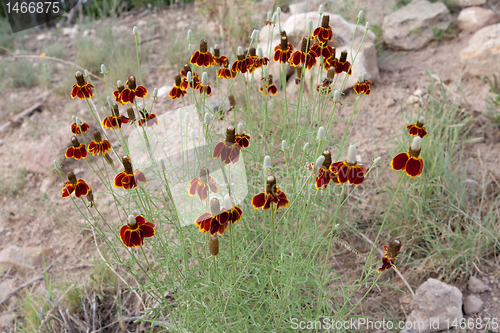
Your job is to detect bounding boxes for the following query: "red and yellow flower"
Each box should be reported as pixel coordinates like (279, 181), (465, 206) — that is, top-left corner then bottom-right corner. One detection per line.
(137, 113), (159, 127)
(306, 151), (334, 189)
(273, 31), (294, 64)
(406, 117), (427, 138)
(311, 15), (333, 44)
(65, 136), (88, 160)
(316, 68), (335, 95)
(114, 155), (147, 190)
(118, 75), (148, 104)
(391, 137), (424, 177)
(232, 53), (253, 74)
(102, 104), (129, 129)
(330, 145), (366, 185)
(70, 121), (89, 135)
(180, 64), (201, 91)
(252, 176), (289, 212)
(190, 39), (215, 68)
(61, 171), (90, 198)
(194, 198), (230, 235)
(213, 46), (228, 67)
(218, 63), (238, 79)
(213, 126), (241, 165)
(112, 80), (125, 105)
(259, 75), (278, 96)
(169, 74), (187, 100)
(87, 130), (111, 156)
(310, 42), (335, 60)
(199, 72), (212, 95)
(120, 215), (156, 248)
(353, 74), (372, 95)
(235, 123), (251, 148)
(71, 71), (95, 100)
(334, 50), (352, 75)
(188, 167), (219, 201)
(290, 36), (318, 70)
(377, 239), (402, 273)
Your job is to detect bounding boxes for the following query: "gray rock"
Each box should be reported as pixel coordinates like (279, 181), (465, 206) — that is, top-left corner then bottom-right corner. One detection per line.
(0, 245), (52, 272)
(468, 276), (491, 293)
(464, 294), (483, 315)
(382, 0), (452, 50)
(406, 278), (463, 333)
(460, 23), (500, 76)
(448, 0), (486, 7)
(457, 7), (500, 33)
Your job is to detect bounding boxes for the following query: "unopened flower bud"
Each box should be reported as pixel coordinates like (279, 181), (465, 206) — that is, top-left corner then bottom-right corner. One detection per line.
(365, 22), (370, 30)
(71, 115), (76, 122)
(54, 160), (61, 170)
(209, 235), (219, 256)
(84, 70), (90, 77)
(387, 239), (402, 258)
(281, 140), (287, 150)
(127, 106), (136, 121)
(202, 72), (208, 86)
(303, 142), (310, 151)
(153, 88), (158, 98)
(374, 157), (381, 164)
(133, 26), (138, 35)
(317, 127), (326, 140)
(229, 94), (236, 107)
(418, 116), (425, 126)
(333, 90), (340, 102)
(107, 96), (113, 106)
(264, 155), (272, 169)
(100, 64), (107, 74)
(190, 129), (198, 139)
(75, 117), (81, 126)
(358, 74), (364, 83)
(224, 194), (232, 210)
(276, 7), (281, 15)
(210, 47), (214, 54)
(204, 112), (212, 124)
(188, 43), (192, 52)
(267, 12), (272, 21)
(177, 108), (184, 122)
(187, 29), (192, 39)
(314, 155), (325, 171)
(347, 145), (357, 164)
(187, 71), (192, 82)
(271, 13), (277, 23)
(362, 72), (367, 82)
(318, 5), (324, 14)
(307, 19), (314, 31)
(251, 29), (259, 39)
(358, 10), (364, 19)
(184, 112), (191, 123)
(257, 47), (264, 58)
(411, 136), (422, 151)
(237, 46), (244, 56)
(158, 157), (165, 170)
(237, 123), (244, 135)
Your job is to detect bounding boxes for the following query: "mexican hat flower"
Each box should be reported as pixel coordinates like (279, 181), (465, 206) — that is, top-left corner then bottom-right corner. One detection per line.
(180, 64), (201, 90)
(246, 47), (260, 73)
(224, 194), (243, 225)
(114, 155), (147, 190)
(391, 137), (425, 177)
(273, 31), (294, 64)
(235, 123), (251, 148)
(120, 214), (156, 248)
(213, 126), (241, 165)
(65, 136), (88, 160)
(290, 36), (318, 70)
(102, 103), (129, 129)
(334, 50), (352, 75)
(213, 45), (228, 67)
(71, 71), (95, 100)
(307, 151), (334, 189)
(169, 74), (187, 100)
(232, 46), (253, 74)
(353, 72), (372, 95)
(251, 175), (289, 212)
(330, 145), (367, 185)
(259, 74), (278, 96)
(310, 42), (335, 60)
(61, 171), (90, 198)
(87, 131), (111, 156)
(218, 63), (238, 79)
(190, 39), (215, 68)
(377, 238), (402, 273)
(112, 80), (125, 105)
(194, 198), (230, 235)
(70, 120), (89, 135)
(311, 15), (333, 44)
(188, 167), (219, 201)
(199, 72), (212, 95)
(253, 48), (269, 70)
(137, 113), (159, 127)
(118, 75), (148, 104)
(316, 68), (335, 95)
(406, 116), (427, 138)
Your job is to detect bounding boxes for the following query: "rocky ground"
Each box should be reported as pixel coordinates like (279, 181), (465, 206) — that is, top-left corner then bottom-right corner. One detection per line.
(1, 0), (500, 331)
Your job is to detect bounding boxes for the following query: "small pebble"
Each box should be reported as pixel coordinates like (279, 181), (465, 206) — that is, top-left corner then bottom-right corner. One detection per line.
(429, 48), (436, 53)
(492, 297), (498, 301)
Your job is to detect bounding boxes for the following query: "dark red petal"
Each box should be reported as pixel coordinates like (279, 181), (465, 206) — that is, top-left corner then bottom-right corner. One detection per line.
(136, 215), (146, 225)
(129, 230), (143, 247)
(336, 163), (350, 183)
(252, 192), (266, 209)
(189, 178), (200, 196)
(391, 153), (409, 171)
(405, 157), (423, 177)
(213, 141), (224, 158)
(114, 172), (126, 187)
(141, 223), (155, 238)
(190, 51), (201, 65)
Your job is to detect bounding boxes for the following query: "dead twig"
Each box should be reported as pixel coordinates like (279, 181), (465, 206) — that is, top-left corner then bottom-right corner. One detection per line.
(0, 262), (54, 306)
